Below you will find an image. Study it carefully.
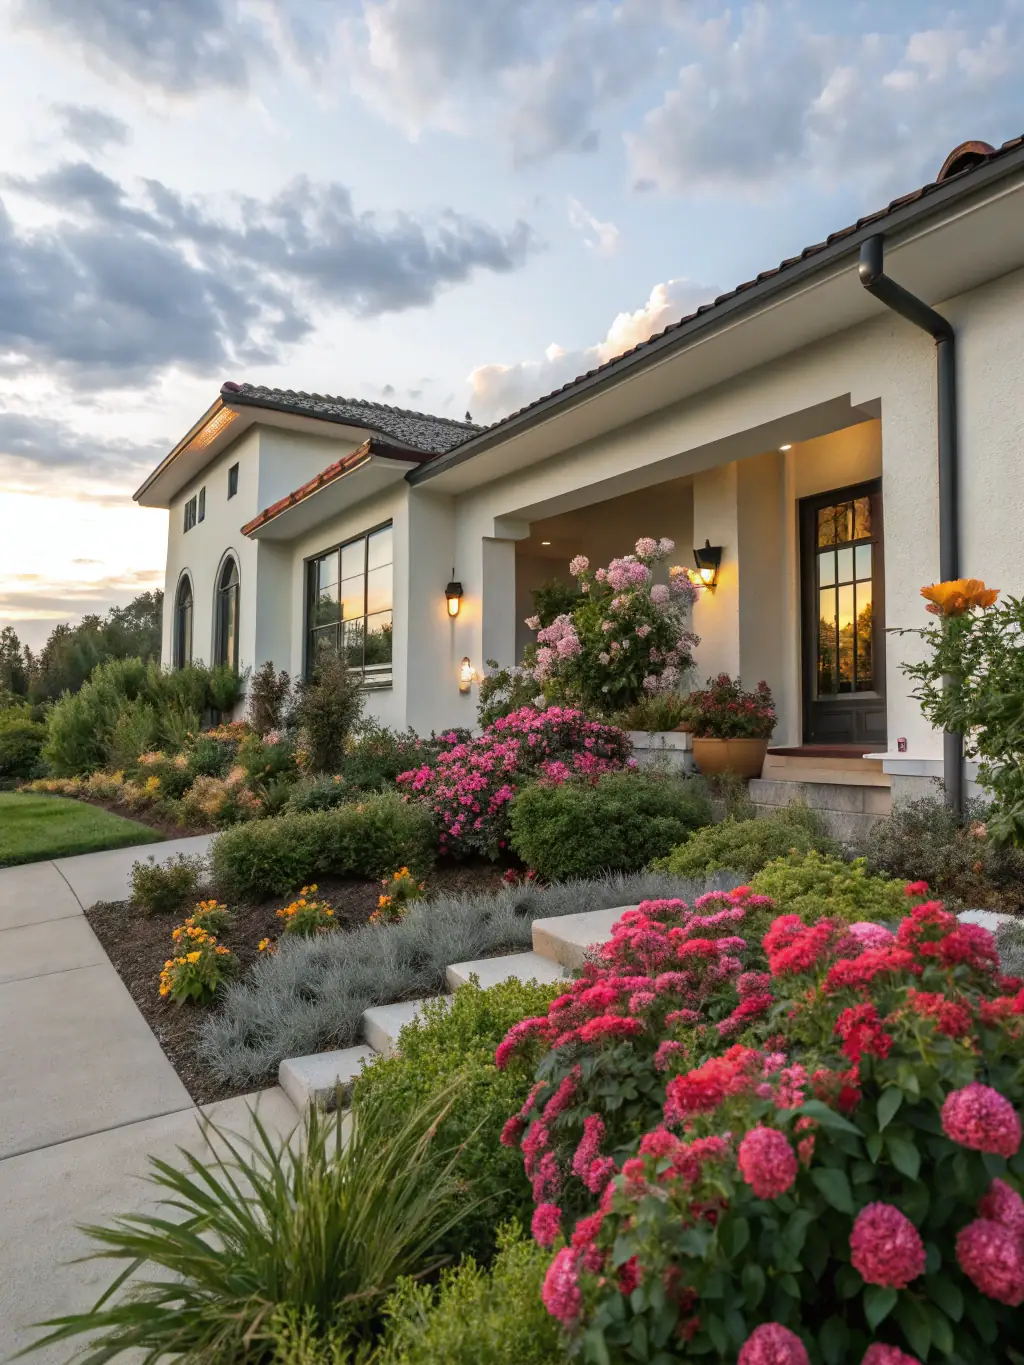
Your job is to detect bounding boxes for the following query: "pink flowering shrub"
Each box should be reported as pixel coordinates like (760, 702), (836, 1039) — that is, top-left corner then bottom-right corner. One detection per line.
(397, 705), (631, 858)
(522, 537), (699, 713)
(499, 881), (1024, 1361)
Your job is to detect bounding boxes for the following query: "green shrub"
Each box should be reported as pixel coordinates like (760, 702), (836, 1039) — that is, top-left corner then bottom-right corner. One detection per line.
(651, 804), (838, 878)
(106, 698), (160, 771)
(340, 721), (433, 793)
(0, 717), (47, 779)
(509, 769), (712, 880)
(293, 654), (364, 774)
(29, 1093), (473, 1362)
(246, 660), (293, 737)
(237, 730), (299, 788)
(354, 980), (560, 1261)
(185, 733), (232, 780)
(129, 852), (205, 915)
(750, 849), (907, 921)
(615, 692), (689, 731)
(286, 774), (353, 813)
(210, 792), (435, 899)
(380, 1222), (564, 1365)
(865, 796), (1024, 912)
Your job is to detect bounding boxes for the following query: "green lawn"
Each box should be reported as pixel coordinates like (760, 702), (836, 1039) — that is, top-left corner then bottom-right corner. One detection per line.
(0, 792), (164, 868)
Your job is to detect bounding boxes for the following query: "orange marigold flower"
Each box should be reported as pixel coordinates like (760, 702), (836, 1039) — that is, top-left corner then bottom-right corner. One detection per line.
(921, 578), (999, 617)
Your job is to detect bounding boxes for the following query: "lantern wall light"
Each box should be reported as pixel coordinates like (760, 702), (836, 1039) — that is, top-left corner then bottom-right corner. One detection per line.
(445, 570), (463, 618)
(459, 657), (474, 693)
(692, 539), (723, 593)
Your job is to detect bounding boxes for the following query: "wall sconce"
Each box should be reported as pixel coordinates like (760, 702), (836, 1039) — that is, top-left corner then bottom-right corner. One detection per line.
(459, 657), (474, 693)
(692, 539), (723, 592)
(445, 571), (463, 618)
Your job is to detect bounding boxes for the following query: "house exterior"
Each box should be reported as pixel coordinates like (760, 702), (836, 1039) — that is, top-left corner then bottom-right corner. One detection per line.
(136, 136), (1024, 812)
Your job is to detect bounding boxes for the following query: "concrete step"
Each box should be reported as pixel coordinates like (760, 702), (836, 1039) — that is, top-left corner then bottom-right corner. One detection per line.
(761, 758), (890, 788)
(749, 778), (891, 816)
(532, 906), (634, 970)
(446, 951), (569, 992)
(278, 1045), (376, 1112)
(361, 996), (450, 1058)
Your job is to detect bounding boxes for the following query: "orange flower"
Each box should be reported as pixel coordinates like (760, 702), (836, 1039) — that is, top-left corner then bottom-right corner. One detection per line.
(920, 578), (998, 617)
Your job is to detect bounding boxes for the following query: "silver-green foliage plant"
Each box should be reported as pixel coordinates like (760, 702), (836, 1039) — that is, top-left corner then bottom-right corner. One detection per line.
(380, 1222), (565, 1365)
(200, 868), (745, 1088)
(25, 1093), (473, 1364)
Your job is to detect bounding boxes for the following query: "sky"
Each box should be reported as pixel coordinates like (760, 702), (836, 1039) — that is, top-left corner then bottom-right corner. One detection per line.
(0, 0), (1021, 650)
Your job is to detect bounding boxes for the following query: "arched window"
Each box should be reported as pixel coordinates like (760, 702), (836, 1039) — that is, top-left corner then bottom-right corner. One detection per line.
(174, 575), (194, 670)
(215, 556), (240, 670)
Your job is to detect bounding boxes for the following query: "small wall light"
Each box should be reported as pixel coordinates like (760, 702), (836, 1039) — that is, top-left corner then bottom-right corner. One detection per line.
(459, 657), (474, 693)
(779, 443), (792, 451)
(445, 570), (463, 618)
(692, 538), (723, 592)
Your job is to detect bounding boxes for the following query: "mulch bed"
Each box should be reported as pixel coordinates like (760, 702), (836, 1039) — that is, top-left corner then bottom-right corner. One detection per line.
(86, 863), (509, 1106)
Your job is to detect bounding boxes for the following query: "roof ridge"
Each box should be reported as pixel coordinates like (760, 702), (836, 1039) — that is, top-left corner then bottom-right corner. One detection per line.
(225, 381), (480, 431)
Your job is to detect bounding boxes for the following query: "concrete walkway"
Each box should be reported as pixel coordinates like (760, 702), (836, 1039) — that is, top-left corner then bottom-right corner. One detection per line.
(0, 839), (298, 1362)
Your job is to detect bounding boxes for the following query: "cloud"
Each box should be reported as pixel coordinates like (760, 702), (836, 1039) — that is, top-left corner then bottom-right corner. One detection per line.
(0, 162), (537, 390)
(345, 0), (673, 163)
(568, 197), (621, 255)
(468, 277), (717, 422)
(627, 3), (1024, 196)
(0, 411), (166, 477)
(53, 103), (131, 154)
(19, 0), (274, 94)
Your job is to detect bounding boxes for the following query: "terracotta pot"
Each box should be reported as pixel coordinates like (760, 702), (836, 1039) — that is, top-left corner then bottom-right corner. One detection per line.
(674, 720), (692, 734)
(691, 737), (769, 779)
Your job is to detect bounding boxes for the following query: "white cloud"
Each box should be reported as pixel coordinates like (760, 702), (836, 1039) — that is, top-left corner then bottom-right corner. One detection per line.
(568, 197), (621, 255)
(628, 3), (1024, 196)
(468, 276), (717, 422)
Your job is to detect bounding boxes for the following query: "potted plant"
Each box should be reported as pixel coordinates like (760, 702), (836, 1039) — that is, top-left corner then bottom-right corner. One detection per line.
(683, 674), (776, 778)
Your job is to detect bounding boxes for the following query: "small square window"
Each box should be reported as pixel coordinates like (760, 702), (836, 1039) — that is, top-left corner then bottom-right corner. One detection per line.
(198, 487), (206, 522)
(227, 463), (239, 499)
(183, 495), (197, 533)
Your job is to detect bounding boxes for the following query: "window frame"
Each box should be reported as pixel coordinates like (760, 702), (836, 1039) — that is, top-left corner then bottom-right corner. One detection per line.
(198, 487), (206, 523)
(227, 463), (239, 499)
(303, 520), (393, 688)
(173, 573), (194, 670)
(214, 554), (240, 671)
(183, 495), (197, 533)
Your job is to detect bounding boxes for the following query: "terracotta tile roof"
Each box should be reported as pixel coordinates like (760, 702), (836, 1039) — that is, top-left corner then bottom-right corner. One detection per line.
(437, 133), (1024, 449)
(222, 382), (480, 454)
(240, 436), (427, 536)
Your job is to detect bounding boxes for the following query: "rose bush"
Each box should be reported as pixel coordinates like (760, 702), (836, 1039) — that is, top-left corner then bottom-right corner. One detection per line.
(498, 883), (1024, 1363)
(397, 706), (632, 859)
(520, 538), (699, 713)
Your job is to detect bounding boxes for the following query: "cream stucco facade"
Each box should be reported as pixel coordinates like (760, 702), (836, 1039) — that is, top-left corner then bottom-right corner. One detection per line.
(140, 143), (1024, 793)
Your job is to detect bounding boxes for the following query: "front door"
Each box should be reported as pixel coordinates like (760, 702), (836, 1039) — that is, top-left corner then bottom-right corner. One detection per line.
(800, 481), (886, 746)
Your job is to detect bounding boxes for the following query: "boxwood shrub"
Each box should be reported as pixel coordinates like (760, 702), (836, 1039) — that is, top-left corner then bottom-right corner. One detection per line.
(508, 769), (712, 881)
(354, 979), (561, 1261)
(209, 792), (435, 899)
(651, 803), (838, 878)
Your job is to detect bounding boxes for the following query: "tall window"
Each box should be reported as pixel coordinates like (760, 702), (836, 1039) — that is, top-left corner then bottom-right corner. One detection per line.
(227, 463), (239, 499)
(174, 575), (194, 669)
(215, 557), (240, 670)
(306, 524), (392, 684)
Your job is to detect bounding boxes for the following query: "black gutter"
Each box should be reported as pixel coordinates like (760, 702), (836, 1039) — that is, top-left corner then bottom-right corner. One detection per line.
(858, 234), (962, 816)
(410, 139), (1024, 487)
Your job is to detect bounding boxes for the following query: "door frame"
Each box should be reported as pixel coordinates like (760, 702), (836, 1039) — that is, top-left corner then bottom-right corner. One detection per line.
(799, 478), (886, 746)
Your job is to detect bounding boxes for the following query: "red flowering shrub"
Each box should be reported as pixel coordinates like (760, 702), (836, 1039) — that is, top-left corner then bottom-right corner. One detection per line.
(397, 705), (631, 858)
(500, 881), (1024, 1362)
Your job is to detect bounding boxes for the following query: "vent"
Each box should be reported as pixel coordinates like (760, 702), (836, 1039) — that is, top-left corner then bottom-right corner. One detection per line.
(936, 140), (996, 183)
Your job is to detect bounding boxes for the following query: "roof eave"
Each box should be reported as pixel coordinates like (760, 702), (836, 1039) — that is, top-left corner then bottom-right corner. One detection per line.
(410, 140), (1024, 487)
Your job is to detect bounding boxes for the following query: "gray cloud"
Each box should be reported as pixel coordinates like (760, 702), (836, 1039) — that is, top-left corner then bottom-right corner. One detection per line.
(20, 0), (272, 93)
(0, 411), (166, 476)
(628, 4), (1024, 196)
(53, 103), (131, 154)
(0, 163), (536, 389)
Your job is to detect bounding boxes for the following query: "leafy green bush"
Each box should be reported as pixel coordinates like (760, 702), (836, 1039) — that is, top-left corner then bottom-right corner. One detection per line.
(237, 730), (299, 789)
(615, 692), (689, 731)
(246, 660), (292, 736)
(866, 796), (1024, 912)
(651, 804), (838, 877)
(29, 1093), (473, 1362)
(286, 774), (353, 813)
(129, 852), (205, 915)
(509, 769), (712, 880)
(341, 721), (434, 793)
(293, 654), (364, 773)
(0, 717), (47, 779)
(380, 1222), (564, 1365)
(210, 793), (435, 899)
(750, 849), (907, 922)
(43, 657), (244, 776)
(354, 980), (560, 1261)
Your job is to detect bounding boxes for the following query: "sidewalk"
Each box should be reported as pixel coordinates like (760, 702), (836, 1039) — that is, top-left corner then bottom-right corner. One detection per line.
(0, 840), (298, 1362)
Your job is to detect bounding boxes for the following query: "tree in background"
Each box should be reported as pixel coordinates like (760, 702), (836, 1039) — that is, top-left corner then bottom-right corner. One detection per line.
(0, 626), (28, 697)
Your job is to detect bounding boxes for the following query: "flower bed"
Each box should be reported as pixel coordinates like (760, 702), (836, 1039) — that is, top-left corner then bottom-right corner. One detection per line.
(498, 882), (1024, 1362)
(397, 706), (632, 859)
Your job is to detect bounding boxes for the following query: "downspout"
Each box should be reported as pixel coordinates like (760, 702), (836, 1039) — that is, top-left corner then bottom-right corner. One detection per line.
(858, 234), (962, 815)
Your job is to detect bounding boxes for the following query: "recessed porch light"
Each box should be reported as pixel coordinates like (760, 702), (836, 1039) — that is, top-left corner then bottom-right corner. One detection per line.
(541, 540), (551, 545)
(780, 443), (792, 451)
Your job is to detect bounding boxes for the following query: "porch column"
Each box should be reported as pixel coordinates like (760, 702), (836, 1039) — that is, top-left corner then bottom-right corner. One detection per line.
(691, 463), (741, 679)
(480, 536), (518, 669)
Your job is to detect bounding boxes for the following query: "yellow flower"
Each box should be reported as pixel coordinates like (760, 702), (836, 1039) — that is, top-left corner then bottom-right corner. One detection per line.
(921, 578), (999, 617)
(258, 938), (273, 953)
(186, 951), (202, 964)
